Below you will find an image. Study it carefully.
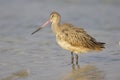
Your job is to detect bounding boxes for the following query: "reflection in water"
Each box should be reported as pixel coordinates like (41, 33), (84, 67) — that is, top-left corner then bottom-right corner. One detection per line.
(62, 64), (105, 80)
(1, 69), (29, 80)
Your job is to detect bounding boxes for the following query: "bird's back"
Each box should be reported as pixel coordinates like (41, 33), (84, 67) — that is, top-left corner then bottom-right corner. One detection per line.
(56, 23), (105, 53)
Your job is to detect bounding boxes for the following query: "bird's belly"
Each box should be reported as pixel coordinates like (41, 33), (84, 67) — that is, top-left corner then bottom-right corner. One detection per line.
(57, 39), (90, 53)
(57, 39), (72, 51)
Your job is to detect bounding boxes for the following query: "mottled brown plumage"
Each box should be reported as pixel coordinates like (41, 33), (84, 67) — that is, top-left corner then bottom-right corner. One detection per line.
(32, 12), (105, 64)
(56, 23), (105, 54)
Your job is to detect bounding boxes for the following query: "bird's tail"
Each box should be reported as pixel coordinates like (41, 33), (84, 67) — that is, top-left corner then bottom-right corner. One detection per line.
(98, 42), (105, 48)
(95, 42), (105, 51)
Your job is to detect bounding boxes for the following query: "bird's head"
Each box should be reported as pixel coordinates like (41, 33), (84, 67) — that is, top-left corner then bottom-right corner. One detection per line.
(50, 12), (61, 24)
(31, 11), (60, 35)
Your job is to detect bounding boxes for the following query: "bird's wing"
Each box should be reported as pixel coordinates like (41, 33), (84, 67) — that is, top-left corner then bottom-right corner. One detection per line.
(57, 24), (97, 49)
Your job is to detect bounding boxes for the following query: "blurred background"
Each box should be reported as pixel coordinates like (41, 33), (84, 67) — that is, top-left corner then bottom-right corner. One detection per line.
(0, 0), (120, 80)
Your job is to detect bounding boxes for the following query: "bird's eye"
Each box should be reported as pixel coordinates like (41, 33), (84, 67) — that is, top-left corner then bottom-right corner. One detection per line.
(51, 15), (54, 18)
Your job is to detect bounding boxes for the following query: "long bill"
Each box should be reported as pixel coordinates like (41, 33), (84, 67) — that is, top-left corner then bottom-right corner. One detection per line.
(31, 19), (51, 35)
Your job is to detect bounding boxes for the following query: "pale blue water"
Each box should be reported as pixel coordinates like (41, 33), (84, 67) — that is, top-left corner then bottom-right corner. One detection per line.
(0, 0), (120, 80)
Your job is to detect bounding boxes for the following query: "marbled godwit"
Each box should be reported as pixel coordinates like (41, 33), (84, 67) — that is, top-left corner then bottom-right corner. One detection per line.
(32, 12), (105, 64)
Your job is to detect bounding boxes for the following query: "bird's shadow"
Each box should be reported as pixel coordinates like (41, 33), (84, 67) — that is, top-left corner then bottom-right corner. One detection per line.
(62, 64), (105, 80)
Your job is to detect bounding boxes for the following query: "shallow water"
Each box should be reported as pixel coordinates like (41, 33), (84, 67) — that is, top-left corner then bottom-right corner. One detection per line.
(0, 0), (120, 80)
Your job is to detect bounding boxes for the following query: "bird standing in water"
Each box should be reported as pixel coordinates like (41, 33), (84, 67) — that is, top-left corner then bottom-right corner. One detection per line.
(32, 12), (105, 64)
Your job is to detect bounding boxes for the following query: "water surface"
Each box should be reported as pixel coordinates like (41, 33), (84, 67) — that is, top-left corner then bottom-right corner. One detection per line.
(0, 0), (120, 80)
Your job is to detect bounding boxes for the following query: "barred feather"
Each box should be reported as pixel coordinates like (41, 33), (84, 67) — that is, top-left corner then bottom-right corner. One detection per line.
(56, 23), (105, 53)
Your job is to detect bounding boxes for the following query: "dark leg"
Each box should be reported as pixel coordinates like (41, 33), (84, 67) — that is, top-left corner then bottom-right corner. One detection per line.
(75, 54), (79, 64)
(71, 52), (74, 64)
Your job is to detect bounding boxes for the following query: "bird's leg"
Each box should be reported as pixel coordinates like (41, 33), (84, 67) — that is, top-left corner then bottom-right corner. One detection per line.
(75, 54), (79, 64)
(71, 52), (74, 64)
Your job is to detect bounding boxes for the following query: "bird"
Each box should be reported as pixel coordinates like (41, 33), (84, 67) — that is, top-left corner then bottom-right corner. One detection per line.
(32, 12), (105, 64)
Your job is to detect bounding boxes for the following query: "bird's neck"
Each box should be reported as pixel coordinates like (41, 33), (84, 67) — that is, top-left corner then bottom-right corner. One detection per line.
(51, 22), (60, 34)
